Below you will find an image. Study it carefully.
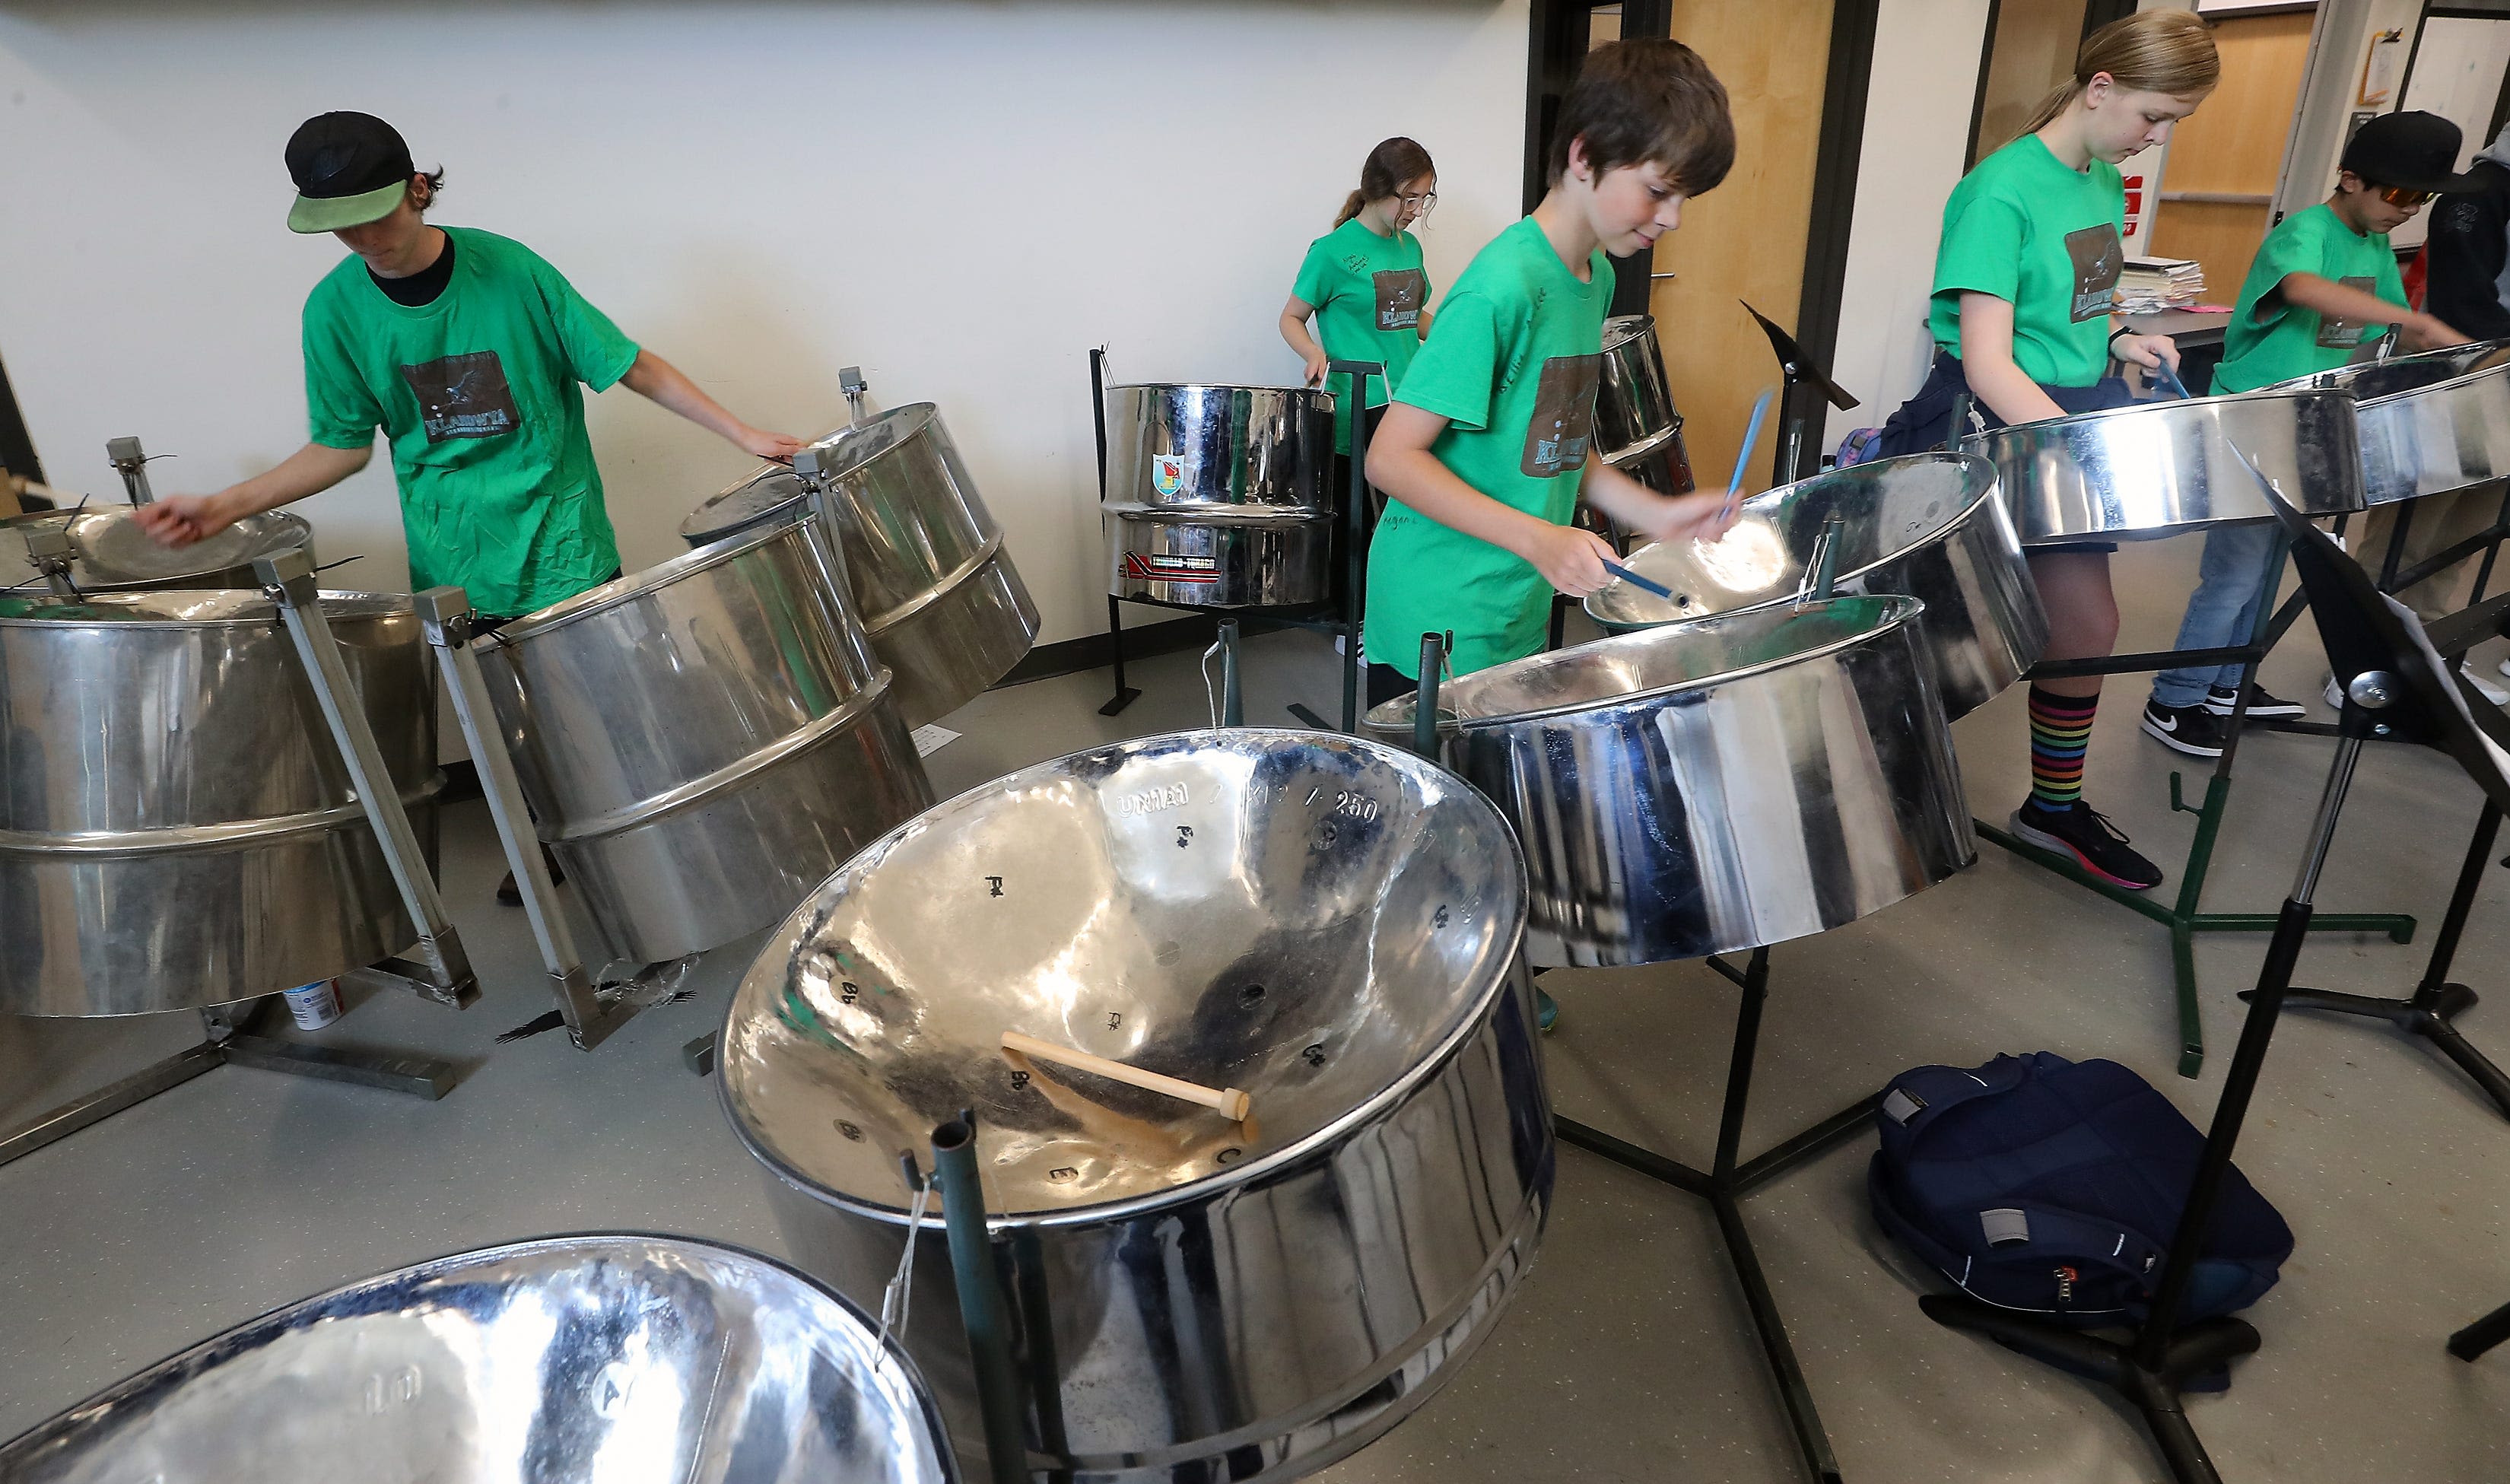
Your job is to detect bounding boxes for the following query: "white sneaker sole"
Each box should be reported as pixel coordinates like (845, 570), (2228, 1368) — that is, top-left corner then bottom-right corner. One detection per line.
(2140, 713), (2224, 758)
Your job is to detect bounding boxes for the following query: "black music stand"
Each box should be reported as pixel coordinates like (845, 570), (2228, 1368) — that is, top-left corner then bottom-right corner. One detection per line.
(1742, 300), (1858, 485)
(1921, 469), (2510, 1484)
(2257, 588), (2510, 1120)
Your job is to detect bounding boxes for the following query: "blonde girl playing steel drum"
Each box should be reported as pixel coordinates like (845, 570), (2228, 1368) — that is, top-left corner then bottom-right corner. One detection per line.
(1870, 11), (2219, 889)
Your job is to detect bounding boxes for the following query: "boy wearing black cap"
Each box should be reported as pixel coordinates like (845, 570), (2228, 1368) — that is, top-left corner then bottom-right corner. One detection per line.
(139, 112), (804, 624)
(2142, 110), (2475, 757)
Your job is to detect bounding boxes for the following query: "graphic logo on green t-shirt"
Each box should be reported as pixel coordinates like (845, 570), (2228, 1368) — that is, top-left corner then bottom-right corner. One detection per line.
(2319, 275), (2378, 348)
(1374, 269), (1427, 331)
(2064, 224), (2124, 323)
(399, 350), (522, 443)
(1520, 353), (1603, 478)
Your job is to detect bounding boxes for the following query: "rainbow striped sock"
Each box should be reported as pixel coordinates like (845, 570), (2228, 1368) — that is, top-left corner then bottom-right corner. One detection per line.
(2027, 686), (2099, 811)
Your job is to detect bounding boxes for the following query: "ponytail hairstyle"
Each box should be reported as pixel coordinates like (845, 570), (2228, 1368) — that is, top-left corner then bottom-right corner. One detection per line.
(2014, 8), (2219, 143)
(1335, 137), (1437, 227)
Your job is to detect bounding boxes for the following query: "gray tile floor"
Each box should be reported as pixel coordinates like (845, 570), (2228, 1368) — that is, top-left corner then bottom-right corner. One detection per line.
(4, 537), (2508, 1481)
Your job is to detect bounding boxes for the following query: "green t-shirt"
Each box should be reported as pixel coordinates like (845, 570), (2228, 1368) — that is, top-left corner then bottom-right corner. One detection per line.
(1292, 217), (1430, 453)
(2211, 202), (2406, 393)
(1926, 135), (2127, 387)
(302, 225), (641, 618)
(1364, 217), (1610, 679)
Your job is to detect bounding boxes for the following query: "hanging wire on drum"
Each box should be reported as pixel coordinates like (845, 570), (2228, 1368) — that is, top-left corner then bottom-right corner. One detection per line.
(875, 1150), (934, 1366)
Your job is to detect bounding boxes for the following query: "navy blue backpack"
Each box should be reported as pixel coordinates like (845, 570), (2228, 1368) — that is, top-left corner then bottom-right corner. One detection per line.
(1869, 1052), (2293, 1330)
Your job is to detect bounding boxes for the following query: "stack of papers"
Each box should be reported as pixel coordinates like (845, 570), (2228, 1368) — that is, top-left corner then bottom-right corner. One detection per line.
(2116, 256), (2205, 314)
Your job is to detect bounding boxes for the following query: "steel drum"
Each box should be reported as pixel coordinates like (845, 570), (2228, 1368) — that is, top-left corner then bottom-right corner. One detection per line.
(2270, 339), (2510, 506)
(1368, 596), (1974, 967)
(681, 405), (1040, 728)
(1, 507), (311, 594)
(720, 729), (1551, 1482)
(0, 1235), (959, 1484)
(476, 510), (934, 966)
(1962, 387), (2363, 544)
(1102, 383), (1338, 608)
(1584, 453), (2043, 719)
(0, 589), (440, 1015)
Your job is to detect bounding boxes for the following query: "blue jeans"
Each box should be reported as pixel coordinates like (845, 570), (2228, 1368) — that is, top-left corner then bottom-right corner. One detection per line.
(2150, 523), (2283, 708)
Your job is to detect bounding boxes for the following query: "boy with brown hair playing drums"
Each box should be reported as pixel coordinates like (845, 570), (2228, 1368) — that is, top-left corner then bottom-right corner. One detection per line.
(1360, 38), (1743, 709)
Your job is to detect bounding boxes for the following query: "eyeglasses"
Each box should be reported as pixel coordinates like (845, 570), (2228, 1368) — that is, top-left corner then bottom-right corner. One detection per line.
(2376, 185), (2433, 208)
(1399, 191), (1438, 218)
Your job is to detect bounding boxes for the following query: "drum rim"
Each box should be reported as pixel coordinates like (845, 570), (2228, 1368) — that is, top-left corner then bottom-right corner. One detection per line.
(716, 726), (1533, 1231)
(0, 587), (409, 629)
(1965, 384), (2343, 439)
(485, 507), (823, 646)
(2261, 335), (2510, 408)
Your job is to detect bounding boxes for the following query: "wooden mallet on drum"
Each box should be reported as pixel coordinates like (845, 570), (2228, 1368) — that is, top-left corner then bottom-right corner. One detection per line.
(1001, 1030), (1252, 1121)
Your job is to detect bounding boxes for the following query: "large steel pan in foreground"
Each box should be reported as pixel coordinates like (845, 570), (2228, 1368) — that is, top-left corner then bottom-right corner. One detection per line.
(1585, 452), (2041, 719)
(1, 507), (311, 594)
(2271, 339), (2510, 506)
(681, 404), (1040, 727)
(477, 511), (933, 966)
(1369, 596), (1974, 967)
(1963, 387), (2363, 544)
(0, 1234), (958, 1484)
(720, 729), (1550, 1483)
(0, 589), (440, 1015)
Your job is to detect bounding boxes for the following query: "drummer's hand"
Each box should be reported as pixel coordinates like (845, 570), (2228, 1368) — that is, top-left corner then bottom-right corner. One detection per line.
(131, 493), (237, 549)
(2403, 313), (2470, 351)
(1633, 488), (1745, 545)
(2111, 332), (2181, 373)
(1523, 523), (1619, 597)
(1301, 350), (1331, 387)
(736, 427), (809, 465)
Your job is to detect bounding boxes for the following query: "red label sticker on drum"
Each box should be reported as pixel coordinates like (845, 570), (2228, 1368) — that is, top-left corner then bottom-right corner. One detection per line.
(1150, 454), (1187, 498)
(1121, 551), (1220, 583)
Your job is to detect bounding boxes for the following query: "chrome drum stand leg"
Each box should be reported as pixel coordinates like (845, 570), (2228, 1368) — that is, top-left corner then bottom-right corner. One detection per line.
(417, 587), (638, 1051)
(1553, 948), (1880, 1484)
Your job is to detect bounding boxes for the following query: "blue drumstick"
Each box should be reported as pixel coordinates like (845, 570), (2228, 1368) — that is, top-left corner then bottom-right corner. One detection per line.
(2150, 359), (2192, 400)
(1604, 561), (1678, 601)
(1725, 387), (1776, 513)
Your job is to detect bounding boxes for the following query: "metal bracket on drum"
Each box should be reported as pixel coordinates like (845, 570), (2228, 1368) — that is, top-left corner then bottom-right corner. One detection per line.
(414, 586), (637, 1052)
(256, 551), (478, 1009)
(20, 520), (81, 602)
(840, 365), (871, 427)
(106, 435), (156, 506)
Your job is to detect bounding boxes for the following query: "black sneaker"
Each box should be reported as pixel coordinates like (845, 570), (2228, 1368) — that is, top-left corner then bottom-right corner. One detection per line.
(2010, 799), (2165, 891)
(2203, 684), (2305, 720)
(2140, 698), (2229, 758)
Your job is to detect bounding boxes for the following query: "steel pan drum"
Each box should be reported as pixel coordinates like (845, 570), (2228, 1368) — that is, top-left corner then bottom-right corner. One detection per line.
(1368, 596), (1974, 967)
(1104, 507), (1333, 606)
(477, 511), (934, 966)
(0, 1235), (959, 1484)
(2271, 340), (2510, 506)
(1962, 388), (2363, 544)
(0, 589), (440, 1015)
(1597, 315), (1684, 471)
(1, 507), (311, 594)
(682, 405), (1040, 728)
(1584, 453), (2043, 719)
(1102, 383), (1335, 514)
(720, 729), (1551, 1482)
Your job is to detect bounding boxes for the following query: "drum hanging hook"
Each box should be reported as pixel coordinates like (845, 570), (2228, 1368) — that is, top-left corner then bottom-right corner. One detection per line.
(876, 1150), (932, 1365)
(1201, 618), (1243, 726)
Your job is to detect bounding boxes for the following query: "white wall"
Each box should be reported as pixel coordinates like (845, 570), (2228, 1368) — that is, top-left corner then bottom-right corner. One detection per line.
(0, 1), (1526, 650)
(1823, 0), (1996, 449)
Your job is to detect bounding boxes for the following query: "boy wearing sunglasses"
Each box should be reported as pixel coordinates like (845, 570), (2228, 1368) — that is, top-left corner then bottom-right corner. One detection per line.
(2143, 110), (2473, 757)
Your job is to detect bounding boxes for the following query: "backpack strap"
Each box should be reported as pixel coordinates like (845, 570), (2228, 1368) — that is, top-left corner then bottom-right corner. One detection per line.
(1875, 1053), (2046, 1145)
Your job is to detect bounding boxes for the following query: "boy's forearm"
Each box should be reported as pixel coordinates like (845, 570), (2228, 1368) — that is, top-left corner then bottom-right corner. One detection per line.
(1580, 461), (1676, 526)
(218, 441), (373, 516)
(2280, 272), (2406, 332)
(620, 348), (748, 443)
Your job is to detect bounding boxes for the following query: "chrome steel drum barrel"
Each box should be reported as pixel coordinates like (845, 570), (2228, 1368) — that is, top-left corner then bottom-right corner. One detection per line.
(682, 404), (1040, 728)
(1964, 388), (2362, 544)
(0, 589), (440, 1015)
(477, 511), (934, 966)
(0, 1235), (959, 1484)
(1368, 596), (1974, 967)
(2271, 339), (2510, 506)
(1101, 383), (1338, 609)
(720, 729), (1550, 1482)
(2, 507), (311, 594)
(1584, 453), (2044, 718)
(1596, 315), (1684, 472)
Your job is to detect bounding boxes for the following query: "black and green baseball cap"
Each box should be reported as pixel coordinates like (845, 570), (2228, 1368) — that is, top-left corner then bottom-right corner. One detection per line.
(284, 112), (418, 233)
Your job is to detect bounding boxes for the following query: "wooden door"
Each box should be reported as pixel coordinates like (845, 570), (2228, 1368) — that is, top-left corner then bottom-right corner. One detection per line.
(1649, 0), (1834, 497)
(2149, 10), (2314, 308)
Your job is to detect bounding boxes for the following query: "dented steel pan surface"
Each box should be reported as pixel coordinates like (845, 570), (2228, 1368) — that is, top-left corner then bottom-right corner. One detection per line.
(720, 729), (1551, 1482)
